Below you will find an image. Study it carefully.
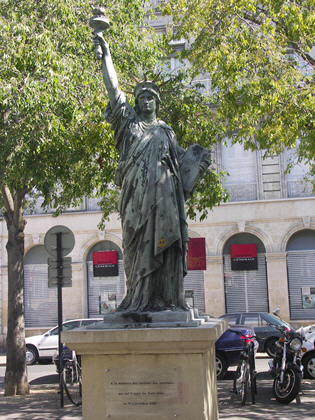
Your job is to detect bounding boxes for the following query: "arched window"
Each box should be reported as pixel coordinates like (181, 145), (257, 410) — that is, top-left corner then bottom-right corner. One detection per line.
(223, 233), (268, 313)
(24, 246), (57, 327)
(86, 241), (125, 317)
(286, 229), (315, 320)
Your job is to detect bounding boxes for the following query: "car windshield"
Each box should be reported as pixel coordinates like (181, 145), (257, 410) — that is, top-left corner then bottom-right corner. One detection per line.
(263, 313), (290, 328)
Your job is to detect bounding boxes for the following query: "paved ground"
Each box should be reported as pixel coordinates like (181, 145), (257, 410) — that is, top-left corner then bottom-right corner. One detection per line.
(1, 355), (314, 419)
(0, 355), (81, 420)
(218, 370), (315, 420)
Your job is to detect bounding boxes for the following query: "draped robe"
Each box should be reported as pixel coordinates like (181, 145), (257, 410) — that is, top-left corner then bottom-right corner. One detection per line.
(105, 91), (189, 312)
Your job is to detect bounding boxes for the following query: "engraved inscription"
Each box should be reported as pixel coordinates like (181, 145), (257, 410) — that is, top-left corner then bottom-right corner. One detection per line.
(104, 367), (186, 416)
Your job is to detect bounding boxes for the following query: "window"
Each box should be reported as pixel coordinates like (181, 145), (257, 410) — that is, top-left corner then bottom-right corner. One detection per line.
(225, 314), (239, 326)
(221, 140), (258, 201)
(63, 321), (80, 331)
(81, 319), (102, 326)
(49, 320), (80, 335)
(50, 327), (58, 336)
(242, 313), (259, 327)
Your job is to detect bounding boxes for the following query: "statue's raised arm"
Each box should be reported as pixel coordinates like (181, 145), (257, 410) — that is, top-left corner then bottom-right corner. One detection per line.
(90, 8), (119, 108)
(95, 34), (120, 107)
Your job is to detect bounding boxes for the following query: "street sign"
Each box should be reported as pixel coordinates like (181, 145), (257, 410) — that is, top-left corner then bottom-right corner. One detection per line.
(48, 257), (72, 288)
(44, 225), (75, 409)
(44, 225), (75, 257)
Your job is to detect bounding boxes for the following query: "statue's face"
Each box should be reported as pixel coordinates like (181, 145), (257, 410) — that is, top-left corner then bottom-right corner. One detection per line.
(137, 91), (157, 116)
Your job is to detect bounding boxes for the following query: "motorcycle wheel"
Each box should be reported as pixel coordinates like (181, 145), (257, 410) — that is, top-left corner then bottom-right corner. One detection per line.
(273, 365), (301, 404)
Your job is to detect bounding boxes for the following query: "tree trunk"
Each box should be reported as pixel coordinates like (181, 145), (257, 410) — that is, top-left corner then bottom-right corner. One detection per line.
(4, 208), (29, 395)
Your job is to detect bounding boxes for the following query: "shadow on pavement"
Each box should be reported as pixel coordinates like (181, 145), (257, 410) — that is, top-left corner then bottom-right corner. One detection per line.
(218, 372), (315, 420)
(0, 369), (313, 419)
(30, 374), (59, 386)
(0, 382), (82, 420)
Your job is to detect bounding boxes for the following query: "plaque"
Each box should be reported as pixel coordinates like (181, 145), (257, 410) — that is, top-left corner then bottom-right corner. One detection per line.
(104, 367), (186, 417)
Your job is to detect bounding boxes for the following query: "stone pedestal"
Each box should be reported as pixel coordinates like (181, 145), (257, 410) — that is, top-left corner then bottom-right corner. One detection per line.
(62, 319), (227, 420)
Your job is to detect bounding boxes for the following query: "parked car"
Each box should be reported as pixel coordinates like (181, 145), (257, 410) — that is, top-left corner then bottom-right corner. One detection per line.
(215, 325), (257, 379)
(219, 312), (291, 357)
(297, 324), (315, 379)
(25, 318), (102, 365)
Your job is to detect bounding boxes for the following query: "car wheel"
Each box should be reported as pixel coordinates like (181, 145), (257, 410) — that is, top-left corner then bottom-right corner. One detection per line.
(303, 352), (315, 379)
(216, 353), (227, 380)
(265, 338), (278, 358)
(26, 345), (38, 365)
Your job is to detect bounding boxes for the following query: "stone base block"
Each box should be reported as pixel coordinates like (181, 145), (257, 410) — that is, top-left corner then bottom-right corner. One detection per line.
(62, 319), (227, 420)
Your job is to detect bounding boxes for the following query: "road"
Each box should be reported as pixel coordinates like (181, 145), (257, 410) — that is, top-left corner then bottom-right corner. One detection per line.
(0, 362), (58, 389)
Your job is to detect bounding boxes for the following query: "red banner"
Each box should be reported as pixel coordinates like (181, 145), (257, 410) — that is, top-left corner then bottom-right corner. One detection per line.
(230, 244), (257, 270)
(93, 251), (118, 277)
(187, 238), (206, 270)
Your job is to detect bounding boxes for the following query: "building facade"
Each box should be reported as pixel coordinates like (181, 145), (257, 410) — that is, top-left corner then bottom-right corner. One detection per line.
(0, 4), (314, 350)
(0, 141), (314, 350)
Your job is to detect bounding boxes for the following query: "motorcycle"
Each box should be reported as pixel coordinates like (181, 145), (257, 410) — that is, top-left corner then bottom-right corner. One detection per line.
(268, 324), (303, 403)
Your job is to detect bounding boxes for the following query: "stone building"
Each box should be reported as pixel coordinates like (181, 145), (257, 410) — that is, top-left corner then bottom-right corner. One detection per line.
(0, 141), (314, 349)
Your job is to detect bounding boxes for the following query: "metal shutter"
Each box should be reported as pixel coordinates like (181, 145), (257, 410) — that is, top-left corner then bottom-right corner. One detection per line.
(287, 250), (315, 320)
(87, 260), (125, 317)
(223, 253), (269, 313)
(184, 270), (205, 313)
(24, 264), (58, 327)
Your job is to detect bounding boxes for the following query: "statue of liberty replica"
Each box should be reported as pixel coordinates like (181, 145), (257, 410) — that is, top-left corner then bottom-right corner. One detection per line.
(91, 9), (210, 316)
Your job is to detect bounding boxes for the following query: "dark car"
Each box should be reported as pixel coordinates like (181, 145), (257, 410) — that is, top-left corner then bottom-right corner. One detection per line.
(215, 325), (256, 379)
(219, 312), (291, 357)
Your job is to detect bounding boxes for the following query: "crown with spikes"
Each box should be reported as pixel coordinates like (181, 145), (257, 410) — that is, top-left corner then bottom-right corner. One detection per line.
(122, 71), (174, 102)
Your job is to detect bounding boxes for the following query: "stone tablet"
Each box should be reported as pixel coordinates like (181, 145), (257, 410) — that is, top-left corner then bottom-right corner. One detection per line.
(180, 144), (211, 199)
(104, 367), (186, 418)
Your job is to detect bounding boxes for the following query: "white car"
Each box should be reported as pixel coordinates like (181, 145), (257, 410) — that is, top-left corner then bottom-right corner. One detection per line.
(297, 324), (315, 379)
(25, 318), (102, 365)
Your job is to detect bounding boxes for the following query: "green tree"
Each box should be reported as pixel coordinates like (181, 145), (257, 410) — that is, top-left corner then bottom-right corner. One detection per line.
(0, 0), (226, 395)
(163, 0), (314, 176)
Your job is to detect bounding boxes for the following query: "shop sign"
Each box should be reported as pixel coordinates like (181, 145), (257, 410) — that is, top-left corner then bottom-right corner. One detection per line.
(93, 251), (118, 277)
(187, 238), (206, 270)
(230, 244), (258, 271)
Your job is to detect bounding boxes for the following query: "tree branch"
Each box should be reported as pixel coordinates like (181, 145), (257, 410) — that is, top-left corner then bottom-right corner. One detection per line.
(1, 185), (14, 213)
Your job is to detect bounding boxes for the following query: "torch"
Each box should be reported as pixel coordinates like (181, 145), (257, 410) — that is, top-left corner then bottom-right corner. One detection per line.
(89, 6), (110, 60)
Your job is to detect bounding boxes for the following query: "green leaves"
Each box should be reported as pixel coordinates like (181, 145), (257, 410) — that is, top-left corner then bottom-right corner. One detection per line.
(0, 0), (229, 222)
(165, 0), (314, 174)
(0, 1), (115, 211)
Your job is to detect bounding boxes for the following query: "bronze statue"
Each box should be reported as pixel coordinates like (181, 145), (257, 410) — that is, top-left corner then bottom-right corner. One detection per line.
(91, 12), (210, 313)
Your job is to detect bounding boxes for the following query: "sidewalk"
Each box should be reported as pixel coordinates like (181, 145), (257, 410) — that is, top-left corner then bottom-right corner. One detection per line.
(218, 371), (315, 420)
(1, 357), (314, 420)
(0, 385), (82, 420)
(0, 355), (82, 419)
(1, 376), (314, 420)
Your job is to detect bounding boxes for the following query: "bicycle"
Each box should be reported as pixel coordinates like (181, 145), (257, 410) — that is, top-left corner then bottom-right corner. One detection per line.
(55, 345), (82, 406)
(232, 330), (258, 405)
